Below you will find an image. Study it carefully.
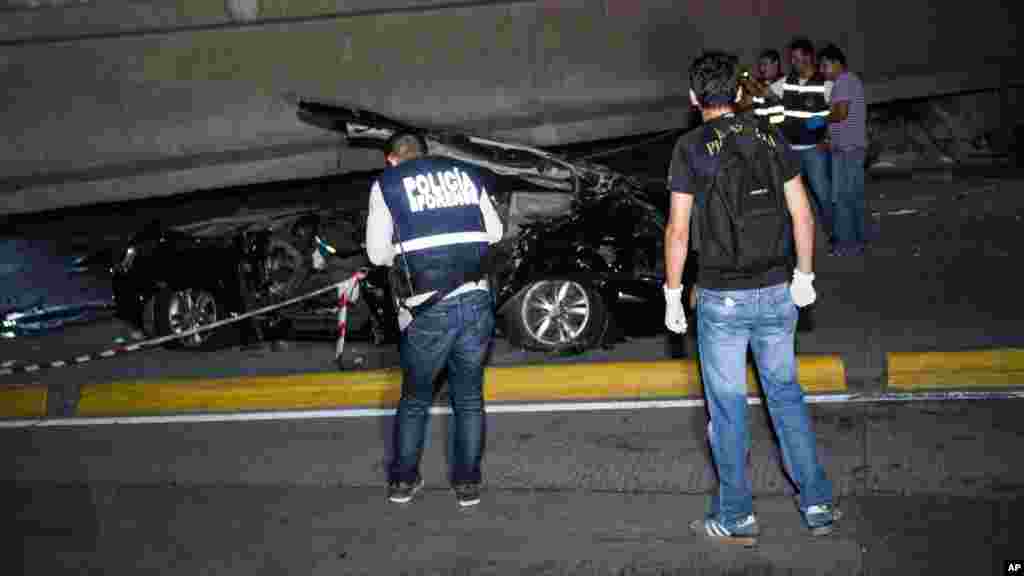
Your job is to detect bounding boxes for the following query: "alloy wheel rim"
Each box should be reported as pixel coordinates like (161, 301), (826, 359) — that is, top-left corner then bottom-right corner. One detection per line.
(521, 280), (591, 346)
(167, 289), (218, 345)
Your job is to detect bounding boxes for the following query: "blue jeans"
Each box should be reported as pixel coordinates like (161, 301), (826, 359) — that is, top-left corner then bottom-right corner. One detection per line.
(697, 283), (832, 528)
(831, 148), (867, 247)
(796, 147), (833, 242)
(389, 289), (494, 486)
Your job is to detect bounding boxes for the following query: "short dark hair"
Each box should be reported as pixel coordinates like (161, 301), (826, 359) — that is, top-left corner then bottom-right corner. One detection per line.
(759, 48), (781, 64)
(386, 132), (426, 161)
(817, 43), (847, 67)
(788, 36), (815, 56)
(689, 51), (740, 108)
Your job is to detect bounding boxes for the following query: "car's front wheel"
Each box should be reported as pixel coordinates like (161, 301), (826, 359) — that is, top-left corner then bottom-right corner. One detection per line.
(506, 279), (607, 352)
(153, 288), (237, 350)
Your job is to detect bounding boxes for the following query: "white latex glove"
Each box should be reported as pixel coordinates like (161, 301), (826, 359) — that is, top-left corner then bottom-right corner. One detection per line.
(664, 284), (687, 334)
(312, 248), (326, 270)
(790, 269), (817, 307)
(397, 306), (413, 332)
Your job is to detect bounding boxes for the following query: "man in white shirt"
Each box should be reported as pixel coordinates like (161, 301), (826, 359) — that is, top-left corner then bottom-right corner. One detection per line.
(365, 132), (503, 508)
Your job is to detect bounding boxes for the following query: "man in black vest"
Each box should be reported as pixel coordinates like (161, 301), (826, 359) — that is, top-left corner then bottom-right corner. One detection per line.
(770, 37), (835, 246)
(739, 67), (785, 126)
(365, 132), (504, 508)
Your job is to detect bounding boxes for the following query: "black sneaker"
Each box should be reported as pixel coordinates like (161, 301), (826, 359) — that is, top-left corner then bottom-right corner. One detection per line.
(453, 483), (481, 508)
(387, 477), (424, 504)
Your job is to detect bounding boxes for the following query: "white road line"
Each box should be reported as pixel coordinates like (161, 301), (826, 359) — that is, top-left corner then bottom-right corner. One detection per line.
(3, 390), (1023, 429)
(0, 397), (767, 428)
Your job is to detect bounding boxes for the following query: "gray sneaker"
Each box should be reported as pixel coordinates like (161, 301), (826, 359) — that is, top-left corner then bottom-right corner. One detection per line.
(453, 483), (481, 508)
(803, 504), (842, 536)
(689, 514), (760, 547)
(387, 477), (424, 504)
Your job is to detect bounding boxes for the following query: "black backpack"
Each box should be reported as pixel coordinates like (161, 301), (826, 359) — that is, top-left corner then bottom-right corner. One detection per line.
(698, 118), (790, 276)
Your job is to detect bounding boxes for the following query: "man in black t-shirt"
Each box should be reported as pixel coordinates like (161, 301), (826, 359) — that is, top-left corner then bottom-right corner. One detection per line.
(663, 51), (838, 546)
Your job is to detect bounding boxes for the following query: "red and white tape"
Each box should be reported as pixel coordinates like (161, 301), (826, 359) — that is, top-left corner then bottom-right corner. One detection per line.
(336, 271), (364, 363)
(0, 272), (366, 377)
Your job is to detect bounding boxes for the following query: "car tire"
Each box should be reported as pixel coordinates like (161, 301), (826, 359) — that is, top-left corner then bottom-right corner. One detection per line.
(264, 236), (309, 303)
(153, 288), (238, 350)
(506, 279), (608, 353)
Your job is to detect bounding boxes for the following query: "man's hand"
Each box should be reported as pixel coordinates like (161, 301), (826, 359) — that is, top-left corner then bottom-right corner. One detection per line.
(790, 269), (817, 307)
(664, 285), (687, 334)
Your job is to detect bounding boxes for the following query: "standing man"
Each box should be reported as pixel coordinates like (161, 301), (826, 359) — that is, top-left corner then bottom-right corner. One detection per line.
(819, 44), (868, 255)
(771, 37), (835, 247)
(365, 132), (504, 508)
(739, 68), (785, 126)
(665, 51), (838, 546)
(757, 48), (783, 84)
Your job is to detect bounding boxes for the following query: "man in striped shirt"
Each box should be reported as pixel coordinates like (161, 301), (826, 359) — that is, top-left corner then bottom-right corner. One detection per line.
(818, 44), (867, 255)
(738, 68), (785, 125)
(750, 49), (785, 123)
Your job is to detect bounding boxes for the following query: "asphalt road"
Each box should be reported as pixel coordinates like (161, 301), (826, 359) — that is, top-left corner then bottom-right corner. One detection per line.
(7, 399), (1023, 574)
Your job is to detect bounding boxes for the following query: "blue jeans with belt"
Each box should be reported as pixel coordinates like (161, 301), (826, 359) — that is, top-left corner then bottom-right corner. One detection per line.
(697, 283), (832, 528)
(796, 147), (833, 242)
(389, 289), (494, 486)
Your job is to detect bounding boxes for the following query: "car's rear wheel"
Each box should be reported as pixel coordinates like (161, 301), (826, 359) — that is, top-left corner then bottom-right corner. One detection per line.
(153, 288), (237, 350)
(264, 236), (308, 302)
(507, 279), (607, 352)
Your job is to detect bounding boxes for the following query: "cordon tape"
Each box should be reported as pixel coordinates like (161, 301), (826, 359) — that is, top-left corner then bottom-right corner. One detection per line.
(0, 271), (366, 377)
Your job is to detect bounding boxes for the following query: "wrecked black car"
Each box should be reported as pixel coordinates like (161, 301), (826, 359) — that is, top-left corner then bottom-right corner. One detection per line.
(111, 203), (372, 349)
(111, 102), (674, 352)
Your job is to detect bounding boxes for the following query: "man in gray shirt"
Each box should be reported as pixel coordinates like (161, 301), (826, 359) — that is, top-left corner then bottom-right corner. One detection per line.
(819, 44), (867, 255)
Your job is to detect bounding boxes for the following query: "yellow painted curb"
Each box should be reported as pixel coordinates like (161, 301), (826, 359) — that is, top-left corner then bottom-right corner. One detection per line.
(0, 385), (47, 418)
(888, 348), (1024, 390)
(78, 355), (845, 416)
(78, 370), (405, 416)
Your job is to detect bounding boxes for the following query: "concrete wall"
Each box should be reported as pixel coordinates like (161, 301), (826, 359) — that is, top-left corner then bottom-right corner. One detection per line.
(2, 0), (1020, 215)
